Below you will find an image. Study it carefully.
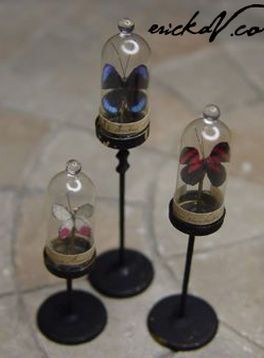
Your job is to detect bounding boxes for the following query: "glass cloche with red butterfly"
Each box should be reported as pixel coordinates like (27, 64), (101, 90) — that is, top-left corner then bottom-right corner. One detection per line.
(148, 105), (232, 352)
(96, 18), (150, 149)
(171, 104), (231, 234)
(37, 160), (107, 345)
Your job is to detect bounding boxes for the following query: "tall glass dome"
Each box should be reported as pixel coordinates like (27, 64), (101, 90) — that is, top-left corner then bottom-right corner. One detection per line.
(44, 159), (96, 278)
(172, 105), (231, 227)
(98, 18), (150, 138)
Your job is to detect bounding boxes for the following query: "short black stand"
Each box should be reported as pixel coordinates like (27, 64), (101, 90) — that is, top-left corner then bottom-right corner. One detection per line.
(37, 278), (107, 345)
(147, 200), (224, 351)
(90, 148), (154, 298)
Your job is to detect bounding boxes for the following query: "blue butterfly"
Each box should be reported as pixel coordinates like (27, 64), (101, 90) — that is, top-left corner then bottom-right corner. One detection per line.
(101, 64), (149, 118)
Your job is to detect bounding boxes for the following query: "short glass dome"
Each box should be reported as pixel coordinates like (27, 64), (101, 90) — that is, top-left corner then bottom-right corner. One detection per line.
(99, 18), (150, 138)
(172, 105), (231, 226)
(44, 159), (96, 277)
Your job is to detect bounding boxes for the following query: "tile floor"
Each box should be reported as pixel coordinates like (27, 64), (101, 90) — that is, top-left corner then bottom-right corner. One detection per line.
(0, 1), (263, 357)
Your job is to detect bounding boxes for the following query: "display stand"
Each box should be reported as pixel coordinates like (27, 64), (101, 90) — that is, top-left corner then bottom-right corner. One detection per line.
(37, 159), (107, 345)
(37, 251), (107, 345)
(147, 199), (225, 351)
(89, 122), (154, 298)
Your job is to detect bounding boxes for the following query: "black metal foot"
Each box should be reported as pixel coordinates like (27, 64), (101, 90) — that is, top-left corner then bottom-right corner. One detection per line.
(89, 249), (154, 298)
(37, 290), (107, 345)
(147, 295), (218, 351)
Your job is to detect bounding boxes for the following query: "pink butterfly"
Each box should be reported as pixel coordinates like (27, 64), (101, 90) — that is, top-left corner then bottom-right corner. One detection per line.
(180, 142), (230, 187)
(52, 203), (93, 240)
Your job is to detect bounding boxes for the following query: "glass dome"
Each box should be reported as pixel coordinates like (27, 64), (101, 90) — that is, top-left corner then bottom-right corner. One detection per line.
(172, 105), (231, 226)
(99, 18), (150, 138)
(44, 159), (96, 277)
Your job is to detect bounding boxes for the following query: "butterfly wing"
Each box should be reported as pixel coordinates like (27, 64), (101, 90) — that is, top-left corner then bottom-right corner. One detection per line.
(207, 160), (226, 187)
(102, 89), (124, 115)
(126, 90), (147, 114)
(102, 64), (122, 89)
(76, 203), (94, 218)
(210, 142), (230, 162)
(126, 65), (149, 90)
(75, 204), (93, 237)
(59, 218), (74, 239)
(75, 217), (92, 238)
(180, 147), (205, 185)
(52, 204), (72, 221)
(206, 142), (230, 187)
(52, 204), (73, 239)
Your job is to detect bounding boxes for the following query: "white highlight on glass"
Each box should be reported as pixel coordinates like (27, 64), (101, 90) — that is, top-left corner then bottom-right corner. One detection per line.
(121, 39), (139, 55)
(67, 179), (82, 192)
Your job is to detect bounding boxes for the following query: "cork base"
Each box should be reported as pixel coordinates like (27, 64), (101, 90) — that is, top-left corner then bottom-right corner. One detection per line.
(44, 249), (96, 279)
(169, 199), (225, 236)
(95, 116), (149, 150)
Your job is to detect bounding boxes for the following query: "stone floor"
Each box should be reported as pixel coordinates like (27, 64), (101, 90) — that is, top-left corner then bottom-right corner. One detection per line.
(0, 0), (263, 357)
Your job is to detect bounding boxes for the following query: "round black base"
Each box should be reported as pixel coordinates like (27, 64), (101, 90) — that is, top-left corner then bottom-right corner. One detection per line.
(37, 290), (107, 345)
(95, 117), (149, 150)
(147, 295), (218, 351)
(169, 199), (225, 236)
(89, 249), (154, 298)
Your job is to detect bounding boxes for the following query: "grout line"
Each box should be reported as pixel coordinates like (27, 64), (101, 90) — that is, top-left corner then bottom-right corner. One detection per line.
(166, 232), (264, 260)
(157, 351), (174, 358)
(144, 159), (182, 287)
(152, 76), (198, 114)
(0, 3), (76, 71)
(97, 195), (147, 208)
(222, 320), (264, 352)
(221, 44), (264, 100)
(140, 141), (176, 159)
(0, 278), (83, 302)
(152, 44), (264, 116)
(10, 184), (50, 357)
(0, 101), (96, 135)
(0, 290), (17, 299)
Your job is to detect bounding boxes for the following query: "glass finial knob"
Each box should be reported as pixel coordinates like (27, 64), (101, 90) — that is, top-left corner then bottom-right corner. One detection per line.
(66, 159), (82, 175)
(202, 104), (220, 121)
(118, 18), (135, 33)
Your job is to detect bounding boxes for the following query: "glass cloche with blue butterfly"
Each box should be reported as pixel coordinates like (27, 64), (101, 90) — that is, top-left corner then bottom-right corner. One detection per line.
(37, 159), (107, 345)
(97, 18), (150, 149)
(90, 19), (154, 298)
(170, 104), (231, 233)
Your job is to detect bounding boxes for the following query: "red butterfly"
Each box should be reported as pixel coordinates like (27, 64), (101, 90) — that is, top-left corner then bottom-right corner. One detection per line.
(179, 142), (230, 187)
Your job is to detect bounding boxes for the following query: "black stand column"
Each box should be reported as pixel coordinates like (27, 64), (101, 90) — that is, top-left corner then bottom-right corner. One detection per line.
(37, 278), (107, 345)
(147, 233), (218, 351)
(117, 149), (129, 266)
(89, 149), (154, 298)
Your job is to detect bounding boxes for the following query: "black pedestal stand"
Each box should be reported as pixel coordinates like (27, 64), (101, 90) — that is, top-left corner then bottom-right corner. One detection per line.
(147, 199), (225, 351)
(37, 252), (107, 345)
(90, 120), (154, 298)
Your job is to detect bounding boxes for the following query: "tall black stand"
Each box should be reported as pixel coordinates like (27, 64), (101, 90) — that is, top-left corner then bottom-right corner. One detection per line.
(37, 252), (107, 345)
(117, 149), (129, 266)
(179, 235), (195, 318)
(147, 199), (223, 352)
(89, 148), (154, 298)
